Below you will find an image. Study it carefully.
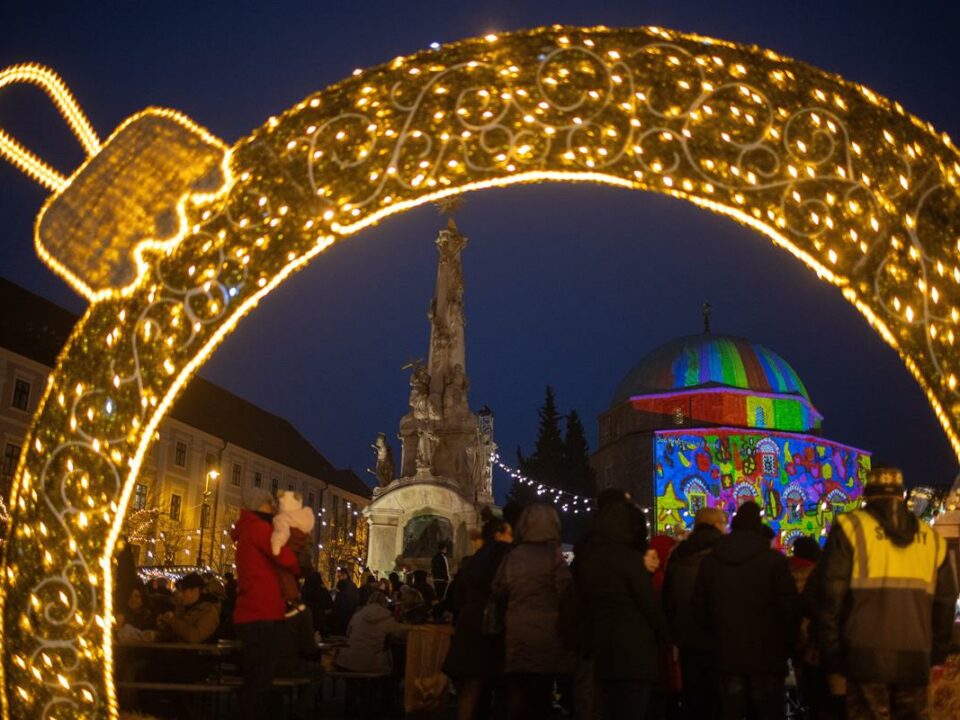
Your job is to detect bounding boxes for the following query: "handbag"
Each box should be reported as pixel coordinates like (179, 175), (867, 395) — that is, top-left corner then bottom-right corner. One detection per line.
(481, 596), (504, 636)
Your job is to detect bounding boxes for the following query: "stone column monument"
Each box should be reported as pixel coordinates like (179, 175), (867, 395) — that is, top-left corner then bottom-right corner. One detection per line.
(364, 217), (497, 575)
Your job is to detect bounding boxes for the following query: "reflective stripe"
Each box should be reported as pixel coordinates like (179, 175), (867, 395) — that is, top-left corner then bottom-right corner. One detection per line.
(846, 512), (869, 580)
(848, 576), (936, 592)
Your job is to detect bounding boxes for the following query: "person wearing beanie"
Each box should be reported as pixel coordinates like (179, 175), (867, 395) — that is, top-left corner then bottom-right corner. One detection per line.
(817, 467), (956, 720)
(231, 487), (304, 720)
(694, 501), (800, 720)
(155, 571), (221, 644)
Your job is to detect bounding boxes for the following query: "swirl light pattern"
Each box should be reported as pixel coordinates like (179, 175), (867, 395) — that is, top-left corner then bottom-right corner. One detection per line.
(2, 24), (960, 719)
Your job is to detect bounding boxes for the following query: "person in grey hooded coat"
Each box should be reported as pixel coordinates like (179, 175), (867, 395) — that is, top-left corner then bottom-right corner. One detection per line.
(492, 504), (576, 720)
(335, 591), (409, 674)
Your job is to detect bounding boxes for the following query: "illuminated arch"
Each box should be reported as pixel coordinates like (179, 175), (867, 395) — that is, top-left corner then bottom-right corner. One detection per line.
(2, 23), (960, 718)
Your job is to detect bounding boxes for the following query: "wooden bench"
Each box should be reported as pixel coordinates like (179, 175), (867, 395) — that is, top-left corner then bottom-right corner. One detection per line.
(117, 680), (235, 719)
(219, 675), (316, 718)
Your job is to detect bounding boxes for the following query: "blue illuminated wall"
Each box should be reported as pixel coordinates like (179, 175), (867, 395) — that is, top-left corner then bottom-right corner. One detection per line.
(654, 428), (869, 543)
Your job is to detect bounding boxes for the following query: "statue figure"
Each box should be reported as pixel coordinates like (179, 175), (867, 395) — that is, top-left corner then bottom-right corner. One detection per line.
(467, 410), (496, 498)
(371, 432), (395, 488)
(408, 364), (431, 420)
(416, 426), (440, 471)
(443, 363), (469, 415)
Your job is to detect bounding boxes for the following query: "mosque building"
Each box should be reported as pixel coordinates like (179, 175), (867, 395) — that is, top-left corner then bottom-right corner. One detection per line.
(592, 330), (871, 545)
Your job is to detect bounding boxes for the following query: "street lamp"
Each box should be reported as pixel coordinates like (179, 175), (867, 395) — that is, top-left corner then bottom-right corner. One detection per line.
(196, 468), (218, 568)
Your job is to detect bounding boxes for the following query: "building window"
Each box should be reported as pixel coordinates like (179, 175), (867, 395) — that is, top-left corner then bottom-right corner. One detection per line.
(253, 471), (263, 488)
(2, 443), (22, 479)
(133, 483), (148, 510)
(287, 482), (295, 491)
(169, 494), (182, 521)
(174, 441), (187, 467)
(762, 454), (777, 476)
(755, 406), (766, 428)
(200, 503), (210, 528)
(272, 477), (280, 494)
(232, 463), (242, 487)
(689, 494), (706, 514)
(307, 492), (315, 509)
(12, 378), (31, 411)
(205, 452), (216, 474)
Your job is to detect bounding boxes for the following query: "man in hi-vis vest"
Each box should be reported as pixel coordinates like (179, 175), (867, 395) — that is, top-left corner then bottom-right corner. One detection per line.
(818, 467), (956, 720)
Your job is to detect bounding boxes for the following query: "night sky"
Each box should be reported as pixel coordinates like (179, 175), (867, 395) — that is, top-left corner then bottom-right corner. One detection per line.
(2, 1), (958, 500)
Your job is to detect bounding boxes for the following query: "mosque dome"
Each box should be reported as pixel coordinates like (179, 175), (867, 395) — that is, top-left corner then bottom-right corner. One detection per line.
(612, 333), (810, 405)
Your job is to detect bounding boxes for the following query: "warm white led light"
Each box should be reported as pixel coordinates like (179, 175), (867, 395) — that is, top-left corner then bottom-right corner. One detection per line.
(2, 24), (960, 720)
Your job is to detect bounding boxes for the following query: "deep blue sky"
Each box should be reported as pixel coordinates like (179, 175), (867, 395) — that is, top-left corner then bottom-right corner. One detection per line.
(2, 1), (958, 499)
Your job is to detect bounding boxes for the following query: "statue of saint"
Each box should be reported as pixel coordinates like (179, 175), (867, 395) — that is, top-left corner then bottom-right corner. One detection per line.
(466, 417), (496, 498)
(371, 432), (395, 488)
(408, 364), (431, 420)
(416, 426), (440, 471)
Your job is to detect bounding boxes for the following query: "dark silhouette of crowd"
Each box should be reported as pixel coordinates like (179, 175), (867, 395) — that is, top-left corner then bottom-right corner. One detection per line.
(116, 466), (958, 720)
(439, 466), (957, 720)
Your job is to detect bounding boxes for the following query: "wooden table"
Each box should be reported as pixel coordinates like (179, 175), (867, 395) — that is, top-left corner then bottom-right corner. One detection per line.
(117, 640), (238, 653)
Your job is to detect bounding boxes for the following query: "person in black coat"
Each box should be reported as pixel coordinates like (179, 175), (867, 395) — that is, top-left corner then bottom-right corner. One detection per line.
(694, 501), (800, 720)
(443, 517), (514, 720)
(662, 507), (726, 720)
(302, 569), (334, 637)
(576, 501), (669, 720)
(431, 541), (451, 600)
(331, 568), (359, 636)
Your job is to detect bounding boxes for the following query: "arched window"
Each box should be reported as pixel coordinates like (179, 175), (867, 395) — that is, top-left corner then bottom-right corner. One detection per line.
(757, 438), (778, 477)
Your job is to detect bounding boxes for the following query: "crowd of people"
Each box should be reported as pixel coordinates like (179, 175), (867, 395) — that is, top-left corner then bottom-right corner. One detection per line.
(439, 465), (957, 720)
(116, 467), (958, 720)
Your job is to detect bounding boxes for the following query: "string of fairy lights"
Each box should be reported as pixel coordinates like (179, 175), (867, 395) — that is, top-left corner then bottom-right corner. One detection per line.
(491, 452), (594, 513)
(491, 451), (652, 519)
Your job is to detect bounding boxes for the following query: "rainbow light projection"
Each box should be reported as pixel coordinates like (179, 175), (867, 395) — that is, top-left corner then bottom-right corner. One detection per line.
(1, 24), (960, 718)
(653, 428), (868, 541)
(617, 334), (812, 399)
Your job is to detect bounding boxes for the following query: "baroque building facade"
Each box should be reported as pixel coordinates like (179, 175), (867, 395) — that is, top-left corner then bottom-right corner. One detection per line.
(0, 277), (370, 574)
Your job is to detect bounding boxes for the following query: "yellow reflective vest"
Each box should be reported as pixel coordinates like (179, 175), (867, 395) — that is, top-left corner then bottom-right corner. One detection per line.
(828, 509), (947, 683)
(836, 511), (945, 595)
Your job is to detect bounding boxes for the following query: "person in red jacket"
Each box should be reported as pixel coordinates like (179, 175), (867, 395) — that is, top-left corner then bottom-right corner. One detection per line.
(232, 488), (305, 720)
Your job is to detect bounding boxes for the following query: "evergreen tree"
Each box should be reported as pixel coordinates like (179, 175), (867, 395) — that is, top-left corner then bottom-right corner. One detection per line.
(563, 410), (597, 499)
(526, 386), (565, 484)
(508, 387), (566, 508)
(506, 445), (538, 507)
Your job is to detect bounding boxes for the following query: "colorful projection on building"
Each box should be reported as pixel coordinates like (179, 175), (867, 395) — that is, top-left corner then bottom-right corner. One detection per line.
(654, 428), (869, 543)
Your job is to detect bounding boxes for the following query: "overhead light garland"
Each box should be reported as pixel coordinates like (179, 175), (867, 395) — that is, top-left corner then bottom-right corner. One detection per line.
(1, 23), (960, 720)
(491, 452), (594, 513)
(492, 452), (653, 517)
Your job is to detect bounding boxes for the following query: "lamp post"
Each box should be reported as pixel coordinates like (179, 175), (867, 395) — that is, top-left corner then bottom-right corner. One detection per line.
(196, 468), (218, 568)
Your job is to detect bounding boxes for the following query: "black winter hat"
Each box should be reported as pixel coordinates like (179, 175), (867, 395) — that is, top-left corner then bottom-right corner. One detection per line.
(730, 501), (763, 533)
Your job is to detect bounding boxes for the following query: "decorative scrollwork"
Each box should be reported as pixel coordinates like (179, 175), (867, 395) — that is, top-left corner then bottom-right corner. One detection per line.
(3, 25), (960, 719)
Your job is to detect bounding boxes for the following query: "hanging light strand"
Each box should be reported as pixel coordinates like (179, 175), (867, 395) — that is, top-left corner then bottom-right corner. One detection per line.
(491, 452), (594, 514)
